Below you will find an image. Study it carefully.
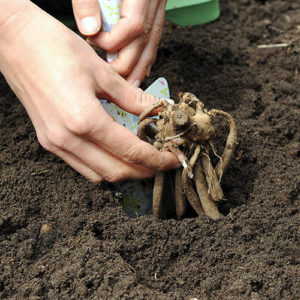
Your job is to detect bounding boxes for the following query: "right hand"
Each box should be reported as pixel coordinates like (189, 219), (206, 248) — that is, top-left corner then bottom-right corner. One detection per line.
(0, 1), (179, 182)
(72, 0), (168, 86)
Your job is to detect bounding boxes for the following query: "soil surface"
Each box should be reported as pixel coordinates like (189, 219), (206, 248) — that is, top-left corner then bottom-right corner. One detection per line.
(1, 0), (299, 299)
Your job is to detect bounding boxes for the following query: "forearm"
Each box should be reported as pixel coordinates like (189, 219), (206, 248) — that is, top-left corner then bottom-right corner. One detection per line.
(0, 0), (32, 29)
(0, 0), (58, 101)
(0, 0), (43, 55)
(0, 0), (55, 76)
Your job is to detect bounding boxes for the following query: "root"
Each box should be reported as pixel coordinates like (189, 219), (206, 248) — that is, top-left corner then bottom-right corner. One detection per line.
(137, 119), (156, 142)
(153, 172), (165, 219)
(209, 141), (223, 181)
(138, 99), (169, 123)
(210, 109), (237, 180)
(182, 169), (204, 216)
(182, 145), (204, 216)
(167, 145), (193, 178)
(175, 169), (186, 219)
(174, 145), (200, 219)
(194, 161), (221, 220)
(201, 145), (224, 201)
(139, 93), (236, 220)
(190, 145), (201, 168)
(164, 125), (191, 142)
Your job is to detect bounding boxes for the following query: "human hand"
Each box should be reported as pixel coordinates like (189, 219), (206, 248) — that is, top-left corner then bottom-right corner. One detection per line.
(72, 0), (167, 86)
(0, 1), (178, 182)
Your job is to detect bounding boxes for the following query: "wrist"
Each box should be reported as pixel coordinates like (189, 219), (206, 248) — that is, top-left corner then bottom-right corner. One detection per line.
(0, 0), (41, 45)
(0, 0), (43, 72)
(0, 0), (30, 25)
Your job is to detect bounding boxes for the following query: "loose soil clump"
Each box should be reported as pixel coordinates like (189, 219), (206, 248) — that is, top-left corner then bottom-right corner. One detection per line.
(1, 0), (299, 299)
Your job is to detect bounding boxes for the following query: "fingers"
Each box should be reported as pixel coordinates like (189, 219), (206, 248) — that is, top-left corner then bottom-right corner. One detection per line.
(53, 92), (180, 174)
(72, 0), (101, 36)
(50, 116), (178, 182)
(92, 66), (180, 174)
(83, 104), (180, 172)
(88, 0), (148, 52)
(105, 37), (147, 78)
(127, 0), (167, 84)
(54, 148), (103, 183)
(62, 134), (156, 182)
(107, 0), (161, 78)
(39, 93), (179, 181)
(95, 63), (158, 115)
(51, 139), (155, 183)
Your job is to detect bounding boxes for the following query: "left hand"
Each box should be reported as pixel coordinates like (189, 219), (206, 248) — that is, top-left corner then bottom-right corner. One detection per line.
(72, 0), (167, 86)
(0, 1), (179, 183)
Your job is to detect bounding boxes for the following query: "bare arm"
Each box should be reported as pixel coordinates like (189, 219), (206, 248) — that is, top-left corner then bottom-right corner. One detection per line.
(0, 0), (178, 182)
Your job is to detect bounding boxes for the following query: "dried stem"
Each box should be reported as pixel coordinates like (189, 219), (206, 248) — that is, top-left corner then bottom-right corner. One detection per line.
(137, 119), (156, 141)
(194, 161), (221, 220)
(182, 145), (204, 216)
(210, 109), (237, 180)
(201, 144), (224, 201)
(138, 99), (168, 123)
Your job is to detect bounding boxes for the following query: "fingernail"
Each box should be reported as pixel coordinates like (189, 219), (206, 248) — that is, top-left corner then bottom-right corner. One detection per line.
(86, 37), (95, 46)
(162, 98), (175, 105)
(81, 17), (99, 35)
(133, 80), (140, 87)
(146, 65), (152, 77)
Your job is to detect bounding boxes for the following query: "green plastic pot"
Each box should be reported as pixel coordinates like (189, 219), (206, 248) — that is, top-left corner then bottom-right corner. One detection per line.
(165, 0), (220, 26)
(56, 0), (220, 27)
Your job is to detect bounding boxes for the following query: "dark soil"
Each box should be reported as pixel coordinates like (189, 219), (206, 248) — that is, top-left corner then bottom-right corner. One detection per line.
(1, 0), (300, 299)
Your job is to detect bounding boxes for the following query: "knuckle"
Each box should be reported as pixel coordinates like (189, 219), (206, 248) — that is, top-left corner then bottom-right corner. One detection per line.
(47, 130), (69, 150)
(100, 63), (118, 80)
(106, 64), (117, 76)
(66, 112), (92, 136)
(36, 132), (54, 152)
(115, 62), (132, 77)
(37, 127), (69, 152)
(142, 22), (152, 39)
(73, 0), (98, 12)
(152, 24), (163, 44)
(120, 146), (147, 165)
(87, 174), (103, 183)
(130, 17), (144, 36)
(111, 57), (133, 76)
(104, 169), (128, 183)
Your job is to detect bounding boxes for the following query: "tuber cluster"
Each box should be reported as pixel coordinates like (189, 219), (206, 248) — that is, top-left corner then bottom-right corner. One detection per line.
(138, 92), (237, 220)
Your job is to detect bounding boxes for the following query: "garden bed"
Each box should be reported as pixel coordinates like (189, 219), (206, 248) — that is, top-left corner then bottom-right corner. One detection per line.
(0, 0), (299, 299)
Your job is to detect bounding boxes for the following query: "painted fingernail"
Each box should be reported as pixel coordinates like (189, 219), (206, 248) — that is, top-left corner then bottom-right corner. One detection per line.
(146, 65), (152, 77)
(81, 17), (99, 35)
(133, 80), (140, 87)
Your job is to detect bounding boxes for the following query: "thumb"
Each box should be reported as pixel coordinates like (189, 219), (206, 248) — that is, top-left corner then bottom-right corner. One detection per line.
(72, 0), (101, 36)
(98, 69), (159, 116)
